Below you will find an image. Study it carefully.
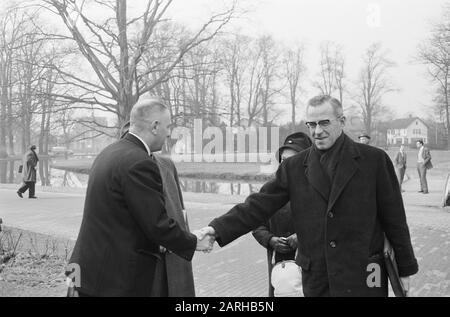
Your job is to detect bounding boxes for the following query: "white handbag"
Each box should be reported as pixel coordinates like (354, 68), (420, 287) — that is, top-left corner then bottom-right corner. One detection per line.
(270, 252), (303, 297)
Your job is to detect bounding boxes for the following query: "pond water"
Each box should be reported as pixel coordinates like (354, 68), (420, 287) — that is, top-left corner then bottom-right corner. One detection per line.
(12, 168), (90, 189)
(3, 161), (264, 195)
(179, 179), (263, 196)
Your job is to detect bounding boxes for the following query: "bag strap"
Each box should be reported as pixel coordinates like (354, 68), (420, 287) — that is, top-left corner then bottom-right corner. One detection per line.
(271, 248), (299, 266)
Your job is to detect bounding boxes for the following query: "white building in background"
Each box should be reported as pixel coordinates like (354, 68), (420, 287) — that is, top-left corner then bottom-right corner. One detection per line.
(387, 117), (428, 146)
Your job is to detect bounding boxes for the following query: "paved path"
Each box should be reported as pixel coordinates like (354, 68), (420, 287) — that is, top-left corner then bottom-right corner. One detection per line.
(1, 169), (450, 297)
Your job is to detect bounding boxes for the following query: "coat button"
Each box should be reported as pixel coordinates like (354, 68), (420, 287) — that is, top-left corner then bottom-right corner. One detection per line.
(328, 212), (334, 219)
(330, 241), (337, 248)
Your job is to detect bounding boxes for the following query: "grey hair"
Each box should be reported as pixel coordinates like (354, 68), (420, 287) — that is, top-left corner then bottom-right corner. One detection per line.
(307, 95), (344, 118)
(130, 97), (168, 132)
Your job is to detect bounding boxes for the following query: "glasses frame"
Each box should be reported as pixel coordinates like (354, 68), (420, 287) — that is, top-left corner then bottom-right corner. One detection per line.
(305, 116), (344, 130)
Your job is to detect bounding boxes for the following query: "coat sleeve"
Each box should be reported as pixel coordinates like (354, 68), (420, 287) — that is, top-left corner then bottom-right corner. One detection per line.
(209, 161), (290, 247)
(423, 148), (431, 164)
(376, 152), (418, 277)
(122, 158), (197, 261)
(252, 223), (274, 249)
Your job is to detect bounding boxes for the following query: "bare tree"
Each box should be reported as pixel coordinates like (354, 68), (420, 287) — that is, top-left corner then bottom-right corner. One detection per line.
(333, 46), (346, 106)
(40, 0), (237, 130)
(314, 41), (346, 105)
(354, 42), (396, 136)
(283, 43), (306, 130)
(221, 32), (249, 126)
(417, 4), (450, 147)
(0, 7), (29, 182)
(258, 35), (281, 126)
(244, 35), (282, 127)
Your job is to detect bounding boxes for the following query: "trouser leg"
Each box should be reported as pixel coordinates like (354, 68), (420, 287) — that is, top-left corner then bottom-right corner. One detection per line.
(18, 183), (29, 194)
(395, 168), (405, 190)
(29, 182), (35, 197)
(421, 166), (428, 193)
(417, 165), (423, 191)
(399, 168), (405, 190)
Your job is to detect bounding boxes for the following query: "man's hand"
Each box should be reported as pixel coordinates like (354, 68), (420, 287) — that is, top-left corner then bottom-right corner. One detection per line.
(269, 237), (291, 254)
(193, 227), (216, 253)
(285, 234), (298, 250)
(400, 277), (410, 296)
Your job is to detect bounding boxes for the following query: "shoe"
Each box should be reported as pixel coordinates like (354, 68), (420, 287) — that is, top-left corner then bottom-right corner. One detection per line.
(17, 192), (23, 198)
(29, 196), (38, 199)
(422, 192), (429, 194)
(418, 191), (423, 193)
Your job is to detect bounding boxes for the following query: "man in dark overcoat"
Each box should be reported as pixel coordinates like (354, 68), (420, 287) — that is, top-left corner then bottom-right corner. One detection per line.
(201, 95), (418, 297)
(66, 98), (211, 297)
(17, 145), (39, 199)
(120, 122), (196, 297)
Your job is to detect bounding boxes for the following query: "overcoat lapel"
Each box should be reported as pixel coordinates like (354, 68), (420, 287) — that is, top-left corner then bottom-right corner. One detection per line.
(304, 150), (331, 202)
(327, 137), (360, 212)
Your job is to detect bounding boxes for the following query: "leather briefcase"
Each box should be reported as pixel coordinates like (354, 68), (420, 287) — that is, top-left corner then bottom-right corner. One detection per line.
(384, 237), (407, 297)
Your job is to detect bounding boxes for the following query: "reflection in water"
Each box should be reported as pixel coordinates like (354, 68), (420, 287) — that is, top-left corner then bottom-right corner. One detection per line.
(3, 159), (261, 194)
(1, 163), (88, 189)
(179, 179), (263, 196)
(50, 169), (88, 188)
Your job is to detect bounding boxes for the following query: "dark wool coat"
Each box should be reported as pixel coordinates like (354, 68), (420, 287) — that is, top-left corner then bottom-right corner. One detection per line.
(153, 155), (196, 297)
(68, 134), (196, 297)
(22, 150), (39, 183)
(210, 134), (418, 297)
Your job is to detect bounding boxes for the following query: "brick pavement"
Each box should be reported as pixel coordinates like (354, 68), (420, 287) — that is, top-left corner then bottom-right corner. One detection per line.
(1, 167), (450, 296)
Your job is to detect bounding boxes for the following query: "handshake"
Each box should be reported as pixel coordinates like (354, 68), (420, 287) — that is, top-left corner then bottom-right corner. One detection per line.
(192, 227), (216, 253)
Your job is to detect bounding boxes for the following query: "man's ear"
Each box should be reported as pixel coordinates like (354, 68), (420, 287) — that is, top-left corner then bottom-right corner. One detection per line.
(151, 121), (160, 135)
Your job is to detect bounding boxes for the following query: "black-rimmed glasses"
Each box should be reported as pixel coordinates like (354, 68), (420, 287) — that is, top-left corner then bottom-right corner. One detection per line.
(305, 116), (343, 129)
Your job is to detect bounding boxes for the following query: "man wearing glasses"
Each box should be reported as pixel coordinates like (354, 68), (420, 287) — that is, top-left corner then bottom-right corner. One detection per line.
(200, 95), (418, 297)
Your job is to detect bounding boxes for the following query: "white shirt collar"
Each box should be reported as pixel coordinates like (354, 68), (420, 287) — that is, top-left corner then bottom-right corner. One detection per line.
(128, 132), (151, 156)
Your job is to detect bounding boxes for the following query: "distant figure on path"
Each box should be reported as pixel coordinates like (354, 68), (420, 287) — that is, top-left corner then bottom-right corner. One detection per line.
(394, 145), (407, 192)
(17, 145), (39, 199)
(416, 140), (433, 194)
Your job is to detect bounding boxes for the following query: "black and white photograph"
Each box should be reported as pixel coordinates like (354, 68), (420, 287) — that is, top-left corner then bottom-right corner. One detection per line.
(0, 0), (449, 299)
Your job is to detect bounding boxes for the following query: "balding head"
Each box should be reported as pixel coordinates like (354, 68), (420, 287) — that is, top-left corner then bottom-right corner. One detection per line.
(130, 98), (168, 130)
(129, 97), (171, 152)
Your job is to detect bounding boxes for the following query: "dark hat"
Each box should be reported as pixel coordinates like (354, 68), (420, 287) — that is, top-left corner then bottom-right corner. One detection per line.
(358, 133), (371, 139)
(276, 132), (312, 162)
(30, 145), (37, 150)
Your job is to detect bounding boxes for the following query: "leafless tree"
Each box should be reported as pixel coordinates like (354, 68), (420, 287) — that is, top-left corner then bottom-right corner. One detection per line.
(244, 35), (282, 127)
(40, 0), (237, 130)
(221, 32), (250, 126)
(354, 42), (396, 136)
(282, 43), (306, 130)
(417, 4), (450, 147)
(0, 7), (30, 182)
(314, 41), (346, 105)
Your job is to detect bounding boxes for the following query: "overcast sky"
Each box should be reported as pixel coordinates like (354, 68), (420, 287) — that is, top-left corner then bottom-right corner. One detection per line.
(165, 0), (447, 122)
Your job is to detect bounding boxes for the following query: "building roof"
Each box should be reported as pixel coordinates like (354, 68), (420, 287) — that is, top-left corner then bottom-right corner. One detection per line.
(388, 117), (428, 129)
